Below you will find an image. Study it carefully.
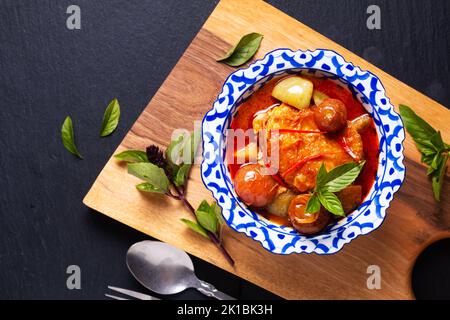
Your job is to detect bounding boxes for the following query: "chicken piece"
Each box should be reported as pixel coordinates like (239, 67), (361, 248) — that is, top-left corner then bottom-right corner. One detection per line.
(253, 111), (270, 134)
(253, 104), (365, 192)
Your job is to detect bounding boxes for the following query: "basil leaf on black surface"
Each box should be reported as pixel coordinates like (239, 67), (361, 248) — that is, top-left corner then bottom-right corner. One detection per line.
(100, 98), (120, 137)
(61, 116), (83, 159)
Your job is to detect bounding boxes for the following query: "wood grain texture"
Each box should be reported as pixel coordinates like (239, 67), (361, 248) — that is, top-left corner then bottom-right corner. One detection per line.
(83, 0), (450, 299)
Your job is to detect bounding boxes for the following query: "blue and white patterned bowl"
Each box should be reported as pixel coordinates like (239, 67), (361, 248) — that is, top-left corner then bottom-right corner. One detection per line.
(200, 49), (405, 255)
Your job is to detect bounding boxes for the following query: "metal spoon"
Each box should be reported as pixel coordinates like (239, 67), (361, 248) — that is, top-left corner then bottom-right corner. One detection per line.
(126, 240), (236, 300)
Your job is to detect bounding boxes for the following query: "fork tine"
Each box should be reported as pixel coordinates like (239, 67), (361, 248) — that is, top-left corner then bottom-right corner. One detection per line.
(105, 293), (130, 300)
(107, 286), (160, 300)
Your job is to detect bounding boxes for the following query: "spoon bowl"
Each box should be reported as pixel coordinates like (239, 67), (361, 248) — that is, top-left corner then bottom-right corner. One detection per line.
(126, 240), (197, 295)
(126, 240), (235, 300)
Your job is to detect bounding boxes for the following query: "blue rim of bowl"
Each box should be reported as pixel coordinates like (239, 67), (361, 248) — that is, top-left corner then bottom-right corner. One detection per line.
(200, 48), (406, 255)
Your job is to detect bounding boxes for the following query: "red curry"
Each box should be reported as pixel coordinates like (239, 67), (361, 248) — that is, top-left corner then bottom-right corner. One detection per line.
(228, 75), (379, 235)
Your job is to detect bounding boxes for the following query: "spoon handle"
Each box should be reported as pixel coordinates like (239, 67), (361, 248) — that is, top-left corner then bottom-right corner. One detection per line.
(195, 280), (236, 300)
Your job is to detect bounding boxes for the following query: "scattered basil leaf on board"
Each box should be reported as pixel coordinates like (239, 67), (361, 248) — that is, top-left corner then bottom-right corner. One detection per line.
(127, 162), (169, 193)
(61, 116), (83, 159)
(180, 219), (208, 238)
(100, 98), (120, 137)
(305, 162), (365, 215)
(399, 104), (449, 201)
(114, 150), (148, 163)
(217, 32), (263, 67)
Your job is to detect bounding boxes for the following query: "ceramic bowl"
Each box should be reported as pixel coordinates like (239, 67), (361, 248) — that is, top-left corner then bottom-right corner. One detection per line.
(201, 48), (405, 254)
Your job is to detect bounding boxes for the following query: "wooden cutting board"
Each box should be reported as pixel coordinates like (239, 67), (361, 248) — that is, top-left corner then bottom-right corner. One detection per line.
(83, 0), (450, 299)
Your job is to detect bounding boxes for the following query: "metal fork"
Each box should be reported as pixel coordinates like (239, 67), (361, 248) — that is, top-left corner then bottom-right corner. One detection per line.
(105, 286), (161, 300)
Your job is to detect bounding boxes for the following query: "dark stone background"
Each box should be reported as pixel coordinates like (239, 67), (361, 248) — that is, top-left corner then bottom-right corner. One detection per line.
(0, 0), (448, 300)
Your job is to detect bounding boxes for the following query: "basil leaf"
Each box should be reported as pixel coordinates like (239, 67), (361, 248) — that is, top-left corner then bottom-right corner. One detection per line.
(318, 191), (345, 217)
(422, 153), (436, 167)
(430, 131), (445, 151)
(399, 104), (440, 155)
(181, 219), (208, 238)
(100, 98), (120, 137)
(127, 162), (169, 193)
(174, 163), (191, 187)
(168, 162), (181, 182)
(114, 150), (148, 163)
(136, 182), (166, 194)
(217, 33), (263, 67)
(196, 210), (218, 234)
(168, 130), (201, 165)
(185, 130), (201, 164)
(323, 161), (365, 193)
(318, 162), (357, 189)
(430, 153), (442, 171)
(427, 162), (438, 176)
(399, 104), (437, 139)
(412, 137), (439, 157)
(414, 131), (444, 162)
(211, 202), (224, 226)
(61, 116), (83, 159)
(315, 163), (328, 189)
(305, 193), (321, 214)
(166, 134), (185, 166)
(195, 200), (218, 234)
(431, 153), (448, 202)
(211, 202), (224, 239)
(197, 200), (212, 213)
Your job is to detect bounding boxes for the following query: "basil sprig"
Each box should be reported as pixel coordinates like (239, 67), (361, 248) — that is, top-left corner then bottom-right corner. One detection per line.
(305, 161), (366, 216)
(116, 131), (200, 194)
(399, 105), (449, 201)
(217, 32), (263, 67)
(100, 98), (120, 137)
(61, 116), (83, 159)
(114, 131), (234, 266)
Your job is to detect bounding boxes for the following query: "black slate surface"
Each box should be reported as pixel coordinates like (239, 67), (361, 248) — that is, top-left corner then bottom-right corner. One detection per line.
(0, 0), (448, 300)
